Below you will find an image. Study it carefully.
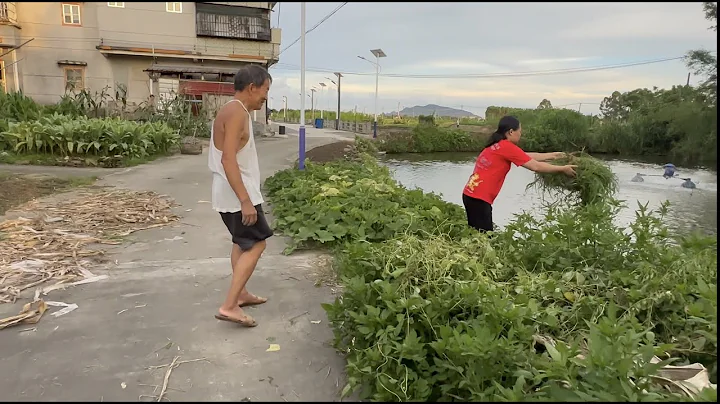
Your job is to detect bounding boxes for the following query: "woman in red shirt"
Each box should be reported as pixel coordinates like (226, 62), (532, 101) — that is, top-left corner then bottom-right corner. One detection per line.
(462, 115), (577, 233)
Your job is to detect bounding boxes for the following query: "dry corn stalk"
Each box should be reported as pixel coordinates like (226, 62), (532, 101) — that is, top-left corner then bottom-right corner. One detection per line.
(0, 189), (179, 304)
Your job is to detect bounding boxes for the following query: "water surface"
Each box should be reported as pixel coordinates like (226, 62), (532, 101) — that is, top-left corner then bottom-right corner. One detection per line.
(382, 153), (717, 235)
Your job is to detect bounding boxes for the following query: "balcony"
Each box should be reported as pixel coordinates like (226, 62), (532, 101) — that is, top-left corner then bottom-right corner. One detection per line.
(195, 3), (271, 42)
(0, 2), (18, 25)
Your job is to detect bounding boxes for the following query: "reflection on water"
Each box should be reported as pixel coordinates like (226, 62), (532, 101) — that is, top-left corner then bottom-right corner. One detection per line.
(382, 153), (717, 235)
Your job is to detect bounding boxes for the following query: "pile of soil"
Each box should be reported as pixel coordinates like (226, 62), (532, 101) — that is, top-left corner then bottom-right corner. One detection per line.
(304, 141), (355, 164)
(0, 173), (95, 215)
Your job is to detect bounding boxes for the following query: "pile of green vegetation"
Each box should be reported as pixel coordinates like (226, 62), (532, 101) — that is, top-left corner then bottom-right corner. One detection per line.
(1, 113), (179, 159)
(264, 152), (717, 402)
(529, 152), (618, 206)
(265, 154), (472, 253)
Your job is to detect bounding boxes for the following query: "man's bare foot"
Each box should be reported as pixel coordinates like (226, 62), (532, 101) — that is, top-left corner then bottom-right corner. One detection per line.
(237, 292), (268, 308)
(216, 307), (257, 327)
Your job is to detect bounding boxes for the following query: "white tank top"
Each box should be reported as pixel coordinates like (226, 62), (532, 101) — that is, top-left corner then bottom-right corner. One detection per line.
(208, 99), (264, 212)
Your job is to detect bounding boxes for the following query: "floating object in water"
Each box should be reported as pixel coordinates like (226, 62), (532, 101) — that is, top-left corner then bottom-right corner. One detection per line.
(681, 178), (696, 189)
(630, 171), (696, 189)
(663, 163), (676, 179)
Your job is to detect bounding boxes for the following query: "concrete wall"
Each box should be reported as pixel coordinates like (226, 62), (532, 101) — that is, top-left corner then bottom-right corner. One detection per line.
(3, 2), (281, 104)
(95, 2), (279, 59)
(274, 118), (374, 134)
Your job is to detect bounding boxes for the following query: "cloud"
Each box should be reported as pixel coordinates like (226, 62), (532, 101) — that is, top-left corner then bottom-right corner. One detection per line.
(268, 2), (717, 116)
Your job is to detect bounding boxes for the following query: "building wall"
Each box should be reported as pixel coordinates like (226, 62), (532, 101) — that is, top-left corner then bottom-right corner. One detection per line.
(5, 2), (280, 104)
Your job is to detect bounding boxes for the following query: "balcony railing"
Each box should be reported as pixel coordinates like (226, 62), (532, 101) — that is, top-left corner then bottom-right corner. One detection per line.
(0, 2), (18, 24)
(196, 11), (271, 42)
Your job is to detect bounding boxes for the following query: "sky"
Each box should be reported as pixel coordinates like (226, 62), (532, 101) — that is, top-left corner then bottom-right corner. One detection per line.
(266, 2), (717, 117)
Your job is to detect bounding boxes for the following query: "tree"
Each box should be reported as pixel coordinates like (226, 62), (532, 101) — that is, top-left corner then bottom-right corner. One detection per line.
(703, 1), (717, 30)
(684, 2), (717, 104)
(537, 99), (553, 109)
(599, 88), (654, 120)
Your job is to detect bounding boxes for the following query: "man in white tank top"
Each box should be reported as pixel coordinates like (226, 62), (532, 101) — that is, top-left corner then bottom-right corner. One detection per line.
(208, 65), (273, 327)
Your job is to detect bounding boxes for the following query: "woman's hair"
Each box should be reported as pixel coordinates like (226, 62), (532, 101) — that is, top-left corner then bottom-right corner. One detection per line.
(484, 115), (521, 149)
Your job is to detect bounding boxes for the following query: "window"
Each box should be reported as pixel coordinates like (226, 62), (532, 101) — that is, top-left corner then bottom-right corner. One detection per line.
(107, 2), (125, 7)
(62, 3), (81, 25)
(64, 67), (85, 91)
(166, 2), (182, 13)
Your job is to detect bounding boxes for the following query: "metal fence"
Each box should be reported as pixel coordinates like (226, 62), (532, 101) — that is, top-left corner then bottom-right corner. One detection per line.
(195, 12), (271, 42)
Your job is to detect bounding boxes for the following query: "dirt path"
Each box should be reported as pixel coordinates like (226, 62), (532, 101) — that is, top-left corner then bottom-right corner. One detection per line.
(0, 136), (352, 402)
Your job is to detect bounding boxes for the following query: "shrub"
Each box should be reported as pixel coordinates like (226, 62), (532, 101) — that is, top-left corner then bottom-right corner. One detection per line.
(265, 153), (717, 402)
(1, 114), (179, 158)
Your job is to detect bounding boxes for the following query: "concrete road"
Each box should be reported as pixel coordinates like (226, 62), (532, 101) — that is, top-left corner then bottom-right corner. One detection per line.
(0, 133), (354, 402)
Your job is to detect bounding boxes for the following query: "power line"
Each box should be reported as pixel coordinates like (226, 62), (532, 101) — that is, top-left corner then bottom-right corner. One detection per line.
(277, 2), (349, 57)
(270, 54), (716, 79)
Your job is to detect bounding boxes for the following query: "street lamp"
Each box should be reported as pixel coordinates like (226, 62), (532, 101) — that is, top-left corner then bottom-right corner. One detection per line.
(282, 95), (287, 120)
(321, 81), (332, 118)
(358, 48), (387, 138)
(324, 77), (337, 127)
(310, 88), (317, 121)
(319, 82), (327, 120)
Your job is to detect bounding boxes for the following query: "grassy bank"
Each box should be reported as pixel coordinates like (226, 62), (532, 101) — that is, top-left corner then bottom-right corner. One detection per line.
(378, 120), (491, 153)
(376, 100), (717, 167)
(264, 148), (717, 402)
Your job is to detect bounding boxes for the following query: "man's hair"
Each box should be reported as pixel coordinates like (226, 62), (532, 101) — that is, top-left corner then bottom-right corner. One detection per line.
(234, 64), (272, 92)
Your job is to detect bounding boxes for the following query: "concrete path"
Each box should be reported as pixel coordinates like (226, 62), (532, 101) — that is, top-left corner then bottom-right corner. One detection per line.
(0, 132), (355, 402)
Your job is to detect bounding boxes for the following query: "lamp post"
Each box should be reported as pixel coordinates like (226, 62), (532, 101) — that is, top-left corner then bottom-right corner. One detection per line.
(298, 2), (306, 170)
(325, 76), (338, 128)
(319, 82), (326, 120)
(310, 88), (316, 121)
(282, 95), (287, 121)
(358, 48), (386, 138)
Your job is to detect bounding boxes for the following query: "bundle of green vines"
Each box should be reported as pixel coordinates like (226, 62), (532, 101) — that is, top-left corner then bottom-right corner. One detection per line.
(530, 152), (617, 205)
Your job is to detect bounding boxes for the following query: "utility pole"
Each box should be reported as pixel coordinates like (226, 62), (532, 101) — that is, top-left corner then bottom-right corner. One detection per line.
(686, 72), (691, 86)
(397, 101), (400, 118)
(335, 73), (342, 130)
(298, 2), (306, 170)
(577, 103), (582, 113)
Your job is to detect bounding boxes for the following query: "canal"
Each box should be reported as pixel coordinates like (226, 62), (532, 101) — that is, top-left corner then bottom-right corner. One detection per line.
(383, 153), (718, 235)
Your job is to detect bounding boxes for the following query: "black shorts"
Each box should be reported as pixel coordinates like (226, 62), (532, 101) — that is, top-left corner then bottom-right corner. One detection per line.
(219, 204), (274, 251)
(462, 194), (494, 233)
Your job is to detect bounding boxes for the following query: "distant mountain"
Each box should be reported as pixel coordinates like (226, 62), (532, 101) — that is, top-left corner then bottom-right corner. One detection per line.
(384, 104), (480, 118)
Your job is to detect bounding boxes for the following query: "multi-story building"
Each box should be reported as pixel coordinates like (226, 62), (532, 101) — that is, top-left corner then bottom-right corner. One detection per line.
(0, 2), (280, 115)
